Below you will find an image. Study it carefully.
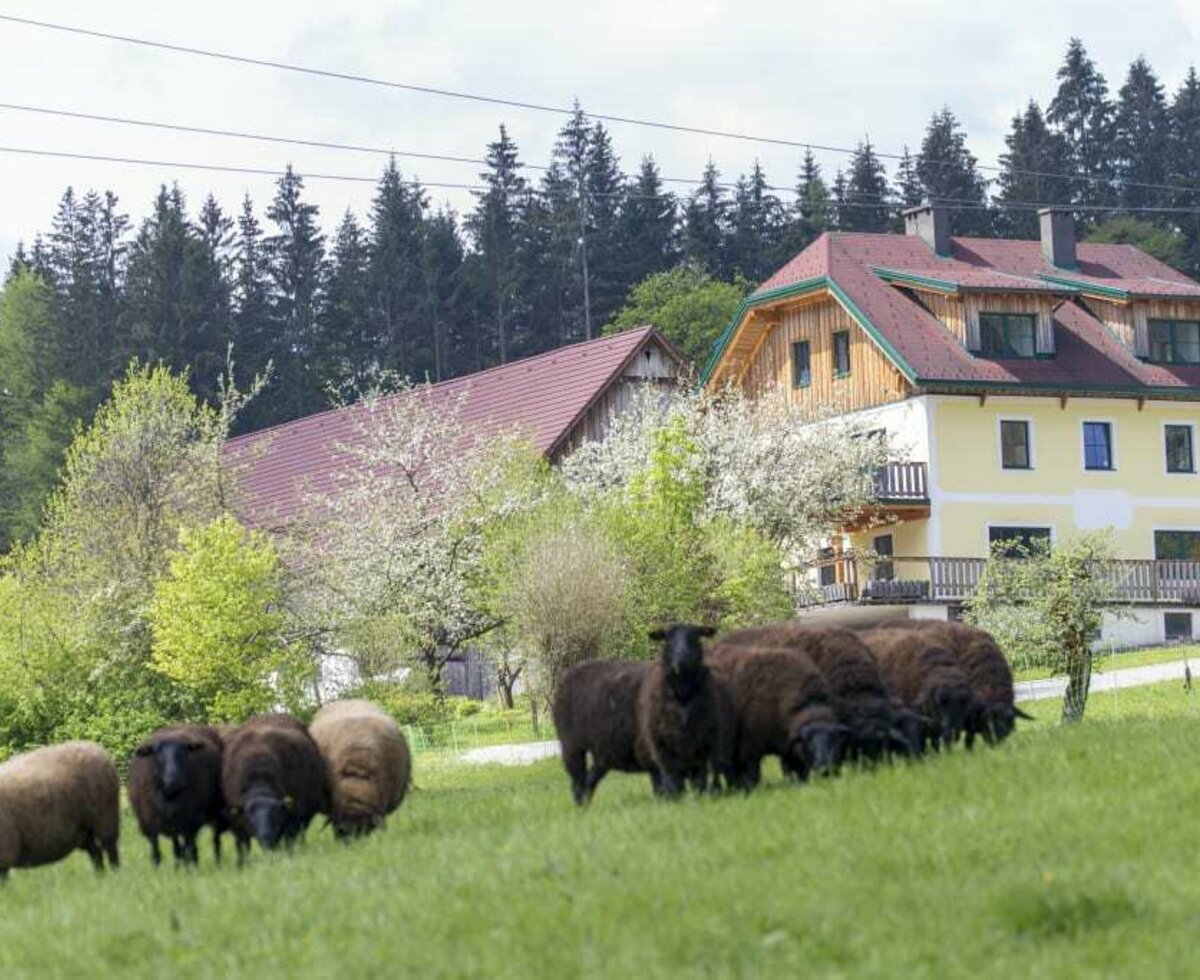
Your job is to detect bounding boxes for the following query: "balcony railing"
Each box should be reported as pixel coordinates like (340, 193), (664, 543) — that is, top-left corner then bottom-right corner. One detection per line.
(796, 554), (1200, 607)
(871, 462), (929, 503)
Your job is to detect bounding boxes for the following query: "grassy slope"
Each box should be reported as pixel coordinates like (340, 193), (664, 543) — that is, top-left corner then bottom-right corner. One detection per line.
(1013, 643), (1200, 681)
(4, 693), (1200, 978)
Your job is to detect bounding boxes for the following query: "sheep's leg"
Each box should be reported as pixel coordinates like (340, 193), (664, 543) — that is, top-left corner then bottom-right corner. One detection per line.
(84, 839), (104, 873)
(582, 764), (608, 804)
(236, 836), (250, 867)
(184, 835), (199, 867)
(563, 748), (590, 806)
(104, 838), (119, 871)
(740, 758), (762, 792)
(212, 828), (223, 866)
(148, 834), (162, 867)
(658, 770), (684, 800)
(171, 836), (185, 867)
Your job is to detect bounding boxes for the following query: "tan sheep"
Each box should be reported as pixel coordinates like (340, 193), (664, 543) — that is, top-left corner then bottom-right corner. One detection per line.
(309, 700), (411, 838)
(0, 741), (120, 880)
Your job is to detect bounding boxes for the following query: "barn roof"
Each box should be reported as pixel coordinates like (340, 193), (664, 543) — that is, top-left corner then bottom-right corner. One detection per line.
(226, 326), (682, 528)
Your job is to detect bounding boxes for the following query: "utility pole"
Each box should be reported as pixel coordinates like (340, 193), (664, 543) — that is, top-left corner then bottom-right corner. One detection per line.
(578, 173), (592, 339)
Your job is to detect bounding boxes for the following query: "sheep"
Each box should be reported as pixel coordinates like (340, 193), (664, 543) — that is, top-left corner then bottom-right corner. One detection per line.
(221, 714), (328, 861)
(309, 700), (411, 838)
(873, 620), (1031, 745)
(860, 629), (979, 752)
(552, 659), (656, 805)
(128, 725), (226, 867)
(0, 741), (120, 880)
(718, 622), (918, 760)
(706, 641), (849, 790)
(636, 624), (734, 798)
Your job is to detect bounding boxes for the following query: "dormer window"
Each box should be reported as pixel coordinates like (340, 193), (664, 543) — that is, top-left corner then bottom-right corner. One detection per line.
(979, 313), (1037, 358)
(1148, 319), (1200, 365)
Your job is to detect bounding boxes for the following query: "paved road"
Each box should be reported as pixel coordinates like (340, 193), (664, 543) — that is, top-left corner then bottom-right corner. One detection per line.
(1015, 658), (1195, 702)
(455, 658), (1197, 765)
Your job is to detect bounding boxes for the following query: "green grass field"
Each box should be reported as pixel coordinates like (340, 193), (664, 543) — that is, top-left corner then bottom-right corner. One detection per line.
(1012, 642), (1199, 681)
(4, 682), (1200, 978)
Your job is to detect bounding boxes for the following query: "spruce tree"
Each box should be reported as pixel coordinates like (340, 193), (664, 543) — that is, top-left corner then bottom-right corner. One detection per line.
(728, 161), (785, 282)
(321, 210), (373, 394)
(583, 122), (627, 328)
(265, 165), (326, 422)
(230, 194), (274, 430)
(617, 156), (678, 295)
(1047, 37), (1115, 207)
(368, 159), (428, 379)
(682, 160), (728, 277)
(995, 101), (1074, 238)
(424, 208), (466, 382)
(838, 139), (890, 233)
(1170, 67), (1200, 274)
(915, 109), (992, 235)
(1112, 57), (1171, 211)
(546, 105), (592, 343)
(894, 147), (924, 208)
(780, 149), (832, 254)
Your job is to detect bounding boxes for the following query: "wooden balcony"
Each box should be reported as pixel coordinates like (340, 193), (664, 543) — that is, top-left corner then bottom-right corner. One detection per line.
(796, 555), (1200, 607)
(871, 462), (929, 503)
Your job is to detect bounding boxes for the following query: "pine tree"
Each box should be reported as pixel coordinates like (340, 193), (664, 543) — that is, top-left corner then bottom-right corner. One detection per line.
(367, 159), (428, 379)
(894, 147), (924, 208)
(831, 169), (849, 229)
(230, 195), (274, 430)
(916, 109), (992, 235)
(995, 101), (1074, 238)
(1112, 57), (1171, 211)
(265, 165), (326, 422)
(121, 184), (231, 404)
(838, 139), (890, 232)
(466, 127), (526, 365)
(424, 208), (466, 382)
(582, 122), (627, 328)
(1047, 37), (1115, 207)
(683, 160), (728, 277)
(728, 161), (785, 282)
(543, 105), (593, 344)
(321, 210), (373, 394)
(1169, 66), (1200, 274)
(780, 149), (832, 254)
(617, 156), (678, 295)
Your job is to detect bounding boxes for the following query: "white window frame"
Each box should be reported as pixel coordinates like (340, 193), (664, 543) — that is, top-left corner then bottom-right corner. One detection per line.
(1081, 418), (1117, 473)
(997, 416), (1035, 471)
(1161, 420), (1198, 476)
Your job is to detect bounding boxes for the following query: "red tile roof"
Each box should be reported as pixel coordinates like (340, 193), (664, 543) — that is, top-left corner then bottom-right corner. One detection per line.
(226, 327), (681, 528)
(742, 232), (1200, 394)
(874, 267), (1069, 294)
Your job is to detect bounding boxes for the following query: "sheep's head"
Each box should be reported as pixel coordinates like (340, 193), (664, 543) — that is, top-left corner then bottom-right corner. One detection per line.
(788, 719), (851, 776)
(927, 684), (976, 749)
(236, 788), (293, 849)
(648, 624), (715, 679)
(134, 736), (208, 800)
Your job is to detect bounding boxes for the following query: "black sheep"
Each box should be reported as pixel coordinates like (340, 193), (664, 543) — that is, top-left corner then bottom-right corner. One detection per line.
(707, 642), (849, 790)
(861, 629), (979, 752)
(128, 725), (226, 867)
(636, 624), (734, 797)
(221, 714), (328, 862)
(873, 620), (1031, 745)
(552, 660), (656, 805)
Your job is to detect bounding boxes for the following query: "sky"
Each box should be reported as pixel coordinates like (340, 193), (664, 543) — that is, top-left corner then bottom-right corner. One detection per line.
(2, 0), (1200, 269)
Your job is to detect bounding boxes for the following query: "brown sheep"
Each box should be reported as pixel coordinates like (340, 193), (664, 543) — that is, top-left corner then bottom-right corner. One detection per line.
(222, 714), (328, 861)
(128, 725), (226, 867)
(636, 625), (734, 798)
(310, 700), (411, 838)
(0, 741), (120, 880)
(873, 620), (1031, 745)
(860, 629), (979, 752)
(553, 659), (657, 805)
(707, 642), (849, 790)
(718, 622), (917, 760)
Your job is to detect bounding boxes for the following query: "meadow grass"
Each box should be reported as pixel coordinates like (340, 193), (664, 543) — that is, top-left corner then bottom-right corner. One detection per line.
(1012, 642), (1200, 681)
(4, 695), (1200, 978)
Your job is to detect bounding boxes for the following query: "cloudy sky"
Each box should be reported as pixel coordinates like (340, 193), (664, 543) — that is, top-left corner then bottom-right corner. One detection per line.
(2, 0), (1200, 267)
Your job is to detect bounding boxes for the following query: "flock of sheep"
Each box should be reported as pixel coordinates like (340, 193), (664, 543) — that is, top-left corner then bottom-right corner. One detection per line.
(553, 618), (1031, 802)
(0, 699), (410, 880)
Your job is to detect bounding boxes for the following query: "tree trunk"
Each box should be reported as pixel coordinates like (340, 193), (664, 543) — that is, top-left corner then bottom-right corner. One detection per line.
(1061, 647), (1093, 724)
(496, 677), (515, 711)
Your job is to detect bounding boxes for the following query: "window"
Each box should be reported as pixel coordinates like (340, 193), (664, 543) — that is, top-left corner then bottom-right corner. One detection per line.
(1082, 422), (1114, 471)
(1165, 425), (1196, 474)
(872, 534), (894, 582)
(1000, 420), (1032, 470)
(817, 546), (837, 587)
(1154, 530), (1200, 561)
(791, 340), (811, 388)
(1165, 612), (1194, 642)
(979, 313), (1037, 358)
(988, 526), (1051, 557)
(833, 331), (851, 377)
(1149, 319), (1200, 365)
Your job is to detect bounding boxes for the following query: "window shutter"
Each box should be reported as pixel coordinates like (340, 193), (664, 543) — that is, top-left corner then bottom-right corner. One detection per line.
(1133, 310), (1150, 359)
(1035, 311), (1055, 354)
(965, 307), (981, 352)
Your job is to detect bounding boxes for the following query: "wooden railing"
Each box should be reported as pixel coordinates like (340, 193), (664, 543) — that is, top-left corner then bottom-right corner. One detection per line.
(871, 462), (929, 502)
(795, 554), (1200, 606)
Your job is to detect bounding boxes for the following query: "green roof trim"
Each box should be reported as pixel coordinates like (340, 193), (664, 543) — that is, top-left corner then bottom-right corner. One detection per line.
(872, 267), (960, 295)
(699, 275), (918, 387)
(1038, 273), (1129, 300)
(921, 378), (1200, 400)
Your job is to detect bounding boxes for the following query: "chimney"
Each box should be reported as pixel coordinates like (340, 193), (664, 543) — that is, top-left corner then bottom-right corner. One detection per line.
(1039, 208), (1077, 269)
(903, 200), (951, 257)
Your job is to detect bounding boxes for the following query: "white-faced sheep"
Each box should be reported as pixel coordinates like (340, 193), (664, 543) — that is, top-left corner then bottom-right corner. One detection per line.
(128, 725), (226, 867)
(309, 700), (411, 838)
(0, 741), (120, 880)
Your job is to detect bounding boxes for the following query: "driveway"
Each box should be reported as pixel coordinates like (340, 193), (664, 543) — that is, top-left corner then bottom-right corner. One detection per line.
(1015, 658), (1195, 702)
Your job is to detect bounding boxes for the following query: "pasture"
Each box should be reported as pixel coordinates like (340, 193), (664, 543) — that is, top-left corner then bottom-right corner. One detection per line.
(2, 687), (1199, 978)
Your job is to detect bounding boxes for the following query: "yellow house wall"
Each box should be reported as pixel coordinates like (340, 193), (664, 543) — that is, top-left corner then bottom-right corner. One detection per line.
(929, 394), (1200, 559)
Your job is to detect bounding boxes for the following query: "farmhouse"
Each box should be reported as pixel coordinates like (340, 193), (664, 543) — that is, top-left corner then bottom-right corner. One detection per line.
(704, 205), (1200, 648)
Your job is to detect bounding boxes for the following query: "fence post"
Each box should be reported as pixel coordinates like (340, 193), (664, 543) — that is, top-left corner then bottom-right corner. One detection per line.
(531, 699), (541, 740)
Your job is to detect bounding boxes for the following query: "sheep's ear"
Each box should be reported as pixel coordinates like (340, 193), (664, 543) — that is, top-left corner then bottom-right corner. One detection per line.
(1013, 706), (1034, 720)
(134, 744), (154, 757)
(647, 629), (667, 641)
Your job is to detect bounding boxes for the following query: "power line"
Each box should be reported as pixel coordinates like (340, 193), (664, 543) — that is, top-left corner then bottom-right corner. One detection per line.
(6, 11), (1190, 198)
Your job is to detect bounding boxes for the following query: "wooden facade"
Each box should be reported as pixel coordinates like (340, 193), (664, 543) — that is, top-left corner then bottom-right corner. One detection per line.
(905, 287), (1056, 354)
(1087, 297), (1200, 360)
(739, 294), (911, 412)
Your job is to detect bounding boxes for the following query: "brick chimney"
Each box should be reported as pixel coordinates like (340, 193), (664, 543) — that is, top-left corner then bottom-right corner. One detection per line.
(903, 201), (952, 257)
(1039, 208), (1077, 269)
